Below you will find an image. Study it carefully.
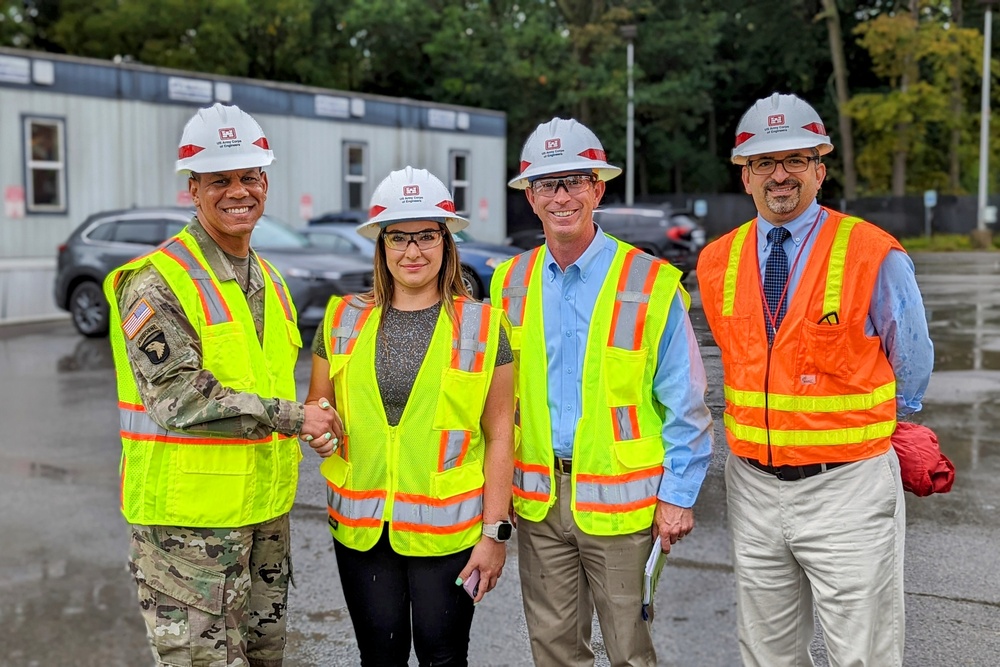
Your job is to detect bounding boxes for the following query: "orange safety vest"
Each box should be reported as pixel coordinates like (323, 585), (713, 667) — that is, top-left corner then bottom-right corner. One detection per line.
(697, 208), (902, 467)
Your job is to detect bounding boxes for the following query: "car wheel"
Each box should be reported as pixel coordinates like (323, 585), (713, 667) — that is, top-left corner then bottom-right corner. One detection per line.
(460, 266), (483, 300)
(69, 281), (110, 338)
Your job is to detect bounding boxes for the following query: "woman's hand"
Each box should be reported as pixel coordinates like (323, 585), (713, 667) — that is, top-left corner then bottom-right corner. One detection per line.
(456, 537), (507, 604)
(300, 398), (344, 457)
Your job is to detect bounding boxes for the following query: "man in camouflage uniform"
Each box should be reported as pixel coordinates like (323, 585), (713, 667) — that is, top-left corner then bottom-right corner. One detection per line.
(105, 103), (340, 667)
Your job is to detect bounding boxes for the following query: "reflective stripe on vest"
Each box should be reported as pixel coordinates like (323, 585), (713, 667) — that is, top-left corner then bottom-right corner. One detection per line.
(261, 259), (294, 322)
(159, 237), (233, 325)
(119, 401), (271, 445)
(500, 247), (543, 327)
(326, 485), (385, 529)
(392, 489), (483, 535)
(575, 467), (662, 513)
(329, 295), (375, 355)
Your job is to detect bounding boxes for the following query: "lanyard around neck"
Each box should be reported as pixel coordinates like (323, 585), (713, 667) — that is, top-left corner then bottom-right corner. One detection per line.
(754, 207), (825, 338)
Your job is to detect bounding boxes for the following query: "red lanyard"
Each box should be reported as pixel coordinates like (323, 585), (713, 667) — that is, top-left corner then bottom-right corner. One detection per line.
(754, 207), (825, 337)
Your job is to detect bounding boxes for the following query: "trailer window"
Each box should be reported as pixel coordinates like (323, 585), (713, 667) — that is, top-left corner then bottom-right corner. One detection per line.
(24, 117), (67, 213)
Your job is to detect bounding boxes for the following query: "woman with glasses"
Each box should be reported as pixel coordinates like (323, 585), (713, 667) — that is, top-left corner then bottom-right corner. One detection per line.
(304, 166), (514, 666)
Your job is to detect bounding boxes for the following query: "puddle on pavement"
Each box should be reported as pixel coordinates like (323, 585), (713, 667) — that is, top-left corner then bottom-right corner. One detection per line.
(0, 560), (148, 666)
(56, 336), (115, 372)
(0, 457), (77, 482)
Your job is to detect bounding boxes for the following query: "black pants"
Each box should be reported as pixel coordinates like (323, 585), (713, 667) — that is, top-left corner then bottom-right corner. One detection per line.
(334, 527), (476, 667)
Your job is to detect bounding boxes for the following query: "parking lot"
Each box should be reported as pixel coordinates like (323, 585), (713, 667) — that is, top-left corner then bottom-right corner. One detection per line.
(1, 253), (999, 666)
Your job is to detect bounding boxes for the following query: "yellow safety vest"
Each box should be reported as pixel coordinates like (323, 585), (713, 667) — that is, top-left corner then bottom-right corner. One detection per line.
(490, 241), (685, 536)
(320, 296), (503, 556)
(104, 228), (302, 527)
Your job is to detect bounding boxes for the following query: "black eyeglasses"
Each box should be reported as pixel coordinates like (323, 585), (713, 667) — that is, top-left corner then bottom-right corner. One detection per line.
(382, 228), (445, 251)
(529, 174), (596, 196)
(747, 156), (819, 176)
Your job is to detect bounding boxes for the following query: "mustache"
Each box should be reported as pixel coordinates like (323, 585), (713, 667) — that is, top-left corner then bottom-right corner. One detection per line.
(764, 177), (801, 191)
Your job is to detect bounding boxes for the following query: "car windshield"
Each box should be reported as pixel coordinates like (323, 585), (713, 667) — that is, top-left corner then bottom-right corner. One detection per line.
(251, 216), (311, 248)
(454, 230), (472, 243)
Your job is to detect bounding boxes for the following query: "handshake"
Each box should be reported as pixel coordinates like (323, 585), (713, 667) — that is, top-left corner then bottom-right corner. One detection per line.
(299, 397), (344, 458)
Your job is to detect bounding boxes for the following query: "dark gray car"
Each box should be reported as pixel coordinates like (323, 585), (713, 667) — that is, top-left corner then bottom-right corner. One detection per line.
(54, 207), (373, 337)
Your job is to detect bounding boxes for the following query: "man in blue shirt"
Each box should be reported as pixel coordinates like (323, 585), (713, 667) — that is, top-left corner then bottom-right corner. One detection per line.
(492, 117), (713, 666)
(698, 93), (934, 667)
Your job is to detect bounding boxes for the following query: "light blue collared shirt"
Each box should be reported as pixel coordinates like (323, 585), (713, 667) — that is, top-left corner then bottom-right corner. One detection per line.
(541, 228), (713, 508)
(756, 201), (934, 415)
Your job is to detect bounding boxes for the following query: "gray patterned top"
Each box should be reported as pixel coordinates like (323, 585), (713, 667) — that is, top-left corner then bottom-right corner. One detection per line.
(312, 301), (512, 426)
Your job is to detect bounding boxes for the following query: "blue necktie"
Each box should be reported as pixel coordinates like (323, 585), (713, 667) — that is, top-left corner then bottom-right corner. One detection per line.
(764, 226), (791, 344)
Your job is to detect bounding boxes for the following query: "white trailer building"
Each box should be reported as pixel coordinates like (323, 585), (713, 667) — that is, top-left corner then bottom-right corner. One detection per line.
(0, 47), (506, 325)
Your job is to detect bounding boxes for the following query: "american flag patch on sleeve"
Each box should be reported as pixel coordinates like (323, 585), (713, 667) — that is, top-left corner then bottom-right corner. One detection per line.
(122, 298), (155, 339)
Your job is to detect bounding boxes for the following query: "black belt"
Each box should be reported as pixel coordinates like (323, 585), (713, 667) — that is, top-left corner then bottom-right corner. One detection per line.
(554, 457), (572, 474)
(742, 457), (848, 481)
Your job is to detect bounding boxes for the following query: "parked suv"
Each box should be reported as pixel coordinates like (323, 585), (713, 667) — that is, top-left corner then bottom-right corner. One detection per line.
(306, 212), (523, 300)
(55, 207), (373, 337)
(506, 205), (706, 277)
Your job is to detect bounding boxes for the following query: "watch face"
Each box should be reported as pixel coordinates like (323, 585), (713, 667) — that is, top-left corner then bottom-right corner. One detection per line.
(497, 522), (513, 541)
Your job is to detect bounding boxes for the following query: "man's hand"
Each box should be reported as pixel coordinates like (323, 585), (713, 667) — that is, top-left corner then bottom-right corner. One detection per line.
(651, 501), (694, 554)
(300, 398), (343, 457)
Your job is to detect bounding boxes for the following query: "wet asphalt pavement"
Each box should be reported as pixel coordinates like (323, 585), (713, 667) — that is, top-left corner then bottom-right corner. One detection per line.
(1, 251), (999, 666)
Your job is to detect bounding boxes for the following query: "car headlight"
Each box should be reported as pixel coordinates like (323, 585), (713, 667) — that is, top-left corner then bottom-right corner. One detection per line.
(485, 257), (508, 269)
(321, 271), (344, 280)
(283, 267), (315, 279)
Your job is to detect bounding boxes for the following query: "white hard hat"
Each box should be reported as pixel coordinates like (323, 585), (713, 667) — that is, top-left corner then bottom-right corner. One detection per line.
(175, 103), (275, 174)
(731, 93), (833, 165)
(356, 166), (470, 240)
(508, 117), (621, 189)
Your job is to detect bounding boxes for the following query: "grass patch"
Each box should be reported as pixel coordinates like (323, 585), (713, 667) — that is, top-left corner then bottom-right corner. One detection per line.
(900, 234), (1000, 251)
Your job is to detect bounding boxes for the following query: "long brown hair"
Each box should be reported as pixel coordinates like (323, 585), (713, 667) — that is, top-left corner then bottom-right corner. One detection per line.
(359, 222), (471, 327)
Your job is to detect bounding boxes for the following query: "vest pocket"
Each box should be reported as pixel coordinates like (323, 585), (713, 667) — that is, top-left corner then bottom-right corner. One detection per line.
(603, 346), (649, 407)
(613, 434), (664, 472)
(797, 319), (851, 380)
(202, 321), (254, 391)
(433, 368), (488, 431)
(177, 444), (253, 475)
(320, 452), (351, 487)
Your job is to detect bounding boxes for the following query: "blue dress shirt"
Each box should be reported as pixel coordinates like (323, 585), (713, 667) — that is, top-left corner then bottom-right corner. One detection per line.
(541, 229), (713, 508)
(755, 200), (934, 416)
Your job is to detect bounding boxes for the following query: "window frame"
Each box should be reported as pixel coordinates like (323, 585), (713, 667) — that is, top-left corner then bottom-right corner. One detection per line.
(22, 115), (68, 214)
(343, 141), (368, 211)
(449, 150), (470, 217)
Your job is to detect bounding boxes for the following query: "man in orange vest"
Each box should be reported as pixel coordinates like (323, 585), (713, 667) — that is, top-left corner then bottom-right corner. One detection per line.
(697, 93), (933, 666)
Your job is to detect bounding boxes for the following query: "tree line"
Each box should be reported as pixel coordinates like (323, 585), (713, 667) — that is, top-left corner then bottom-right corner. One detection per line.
(2, 0), (996, 201)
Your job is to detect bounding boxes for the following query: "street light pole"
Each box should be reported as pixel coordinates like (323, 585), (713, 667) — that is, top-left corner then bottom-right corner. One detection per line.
(620, 24), (637, 206)
(977, 1), (997, 232)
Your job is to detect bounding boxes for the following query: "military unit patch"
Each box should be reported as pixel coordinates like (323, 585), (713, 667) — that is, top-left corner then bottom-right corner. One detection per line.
(139, 331), (170, 365)
(122, 298), (155, 339)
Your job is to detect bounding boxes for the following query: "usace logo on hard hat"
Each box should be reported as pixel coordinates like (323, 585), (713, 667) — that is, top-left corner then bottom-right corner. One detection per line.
(767, 114), (785, 127)
(403, 185), (420, 196)
(219, 127), (237, 140)
(545, 138), (562, 150)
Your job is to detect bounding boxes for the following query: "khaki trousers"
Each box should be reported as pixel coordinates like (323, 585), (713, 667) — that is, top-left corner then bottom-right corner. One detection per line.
(518, 468), (656, 667)
(726, 450), (905, 667)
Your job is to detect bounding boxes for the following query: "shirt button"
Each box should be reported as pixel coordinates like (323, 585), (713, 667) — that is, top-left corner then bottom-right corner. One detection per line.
(565, 405), (572, 412)
(564, 294), (571, 301)
(564, 331), (572, 338)
(565, 367), (572, 374)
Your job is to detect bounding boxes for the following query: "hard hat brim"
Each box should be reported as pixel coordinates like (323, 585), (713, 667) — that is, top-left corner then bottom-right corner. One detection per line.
(176, 153), (275, 175)
(356, 215), (470, 240)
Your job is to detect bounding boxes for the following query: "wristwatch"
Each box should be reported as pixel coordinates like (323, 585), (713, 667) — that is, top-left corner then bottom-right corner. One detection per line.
(482, 519), (513, 542)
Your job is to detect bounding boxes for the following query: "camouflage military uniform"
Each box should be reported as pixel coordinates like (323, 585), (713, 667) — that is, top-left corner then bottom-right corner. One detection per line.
(113, 217), (302, 667)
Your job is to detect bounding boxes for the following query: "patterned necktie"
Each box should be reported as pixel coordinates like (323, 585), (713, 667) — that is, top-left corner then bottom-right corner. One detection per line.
(764, 226), (791, 344)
